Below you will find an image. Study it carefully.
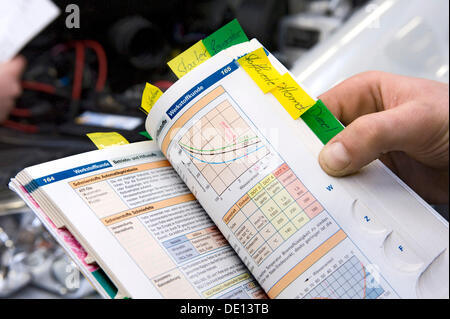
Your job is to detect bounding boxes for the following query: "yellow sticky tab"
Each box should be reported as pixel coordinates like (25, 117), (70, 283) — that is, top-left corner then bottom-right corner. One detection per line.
(238, 47), (281, 93)
(272, 73), (316, 119)
(167, 40), (211, 78)
(141, 83), (163, 114)
(87, 132), (129, 150)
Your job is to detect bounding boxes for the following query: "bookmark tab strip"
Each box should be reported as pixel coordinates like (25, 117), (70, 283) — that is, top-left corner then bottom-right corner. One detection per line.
(87, 132), (129, 149)
(167, 40), (211, 78)
(237, 47), (281, 93)
(203, 19), (249, 56)
(271, 73), (316, 119)
(301, 100), (344, 144)
(141, 83), (163, 114)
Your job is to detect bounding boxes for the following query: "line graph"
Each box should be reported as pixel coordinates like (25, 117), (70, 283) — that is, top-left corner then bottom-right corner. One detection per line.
(303, 256), (385, 299)
(179, 99), (270, 195)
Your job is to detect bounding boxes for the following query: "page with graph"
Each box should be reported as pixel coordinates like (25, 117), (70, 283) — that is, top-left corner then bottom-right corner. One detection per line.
(146, 42), (410, 299)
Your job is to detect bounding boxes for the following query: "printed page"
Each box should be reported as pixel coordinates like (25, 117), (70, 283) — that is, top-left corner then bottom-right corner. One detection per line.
(145, 41), (427, 299)
(19, 141), (266, 299)
(0, 0), (60, 62)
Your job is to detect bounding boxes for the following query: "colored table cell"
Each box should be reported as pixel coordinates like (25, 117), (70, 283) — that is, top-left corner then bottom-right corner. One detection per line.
(191, 236), (216, 254)
(284, 201), (303, 219)
(223, 204), (240, 224)
(210, 231), (228, 248)
(240, 199), (258, 217)
(260, 174), (276, 188)
(261, 199), (282, 220)
(248, 210), (269, 230)
(264, 179), (283, 197)
(163, 235), (188, 248)
(253, 243), (272, 265)
(186, 229), (208, 240)
(237, 194), (251, 208)
(245, 233), (264, 255)
(260, 223), (277, 240)
(305, 201), (324, 219)
(273, 189), (295, 210)
(292, 212), (310, 229)
(297, 192), (315, 209)
(228, 210), (246, 232)
(248, 183), (263, 198)
(235, 220), (257, 246)
(267, 232), (284, 250)
(272, 212), (289, 230)
(273, 163), (289, 178)
(219, 287), (250, 299)
(277, 170), (297, 187)
(279, 222), (296, 240)
(166, 241), (200, 263)
(253, 189), (271, 207)
(285, 179), (307, 200)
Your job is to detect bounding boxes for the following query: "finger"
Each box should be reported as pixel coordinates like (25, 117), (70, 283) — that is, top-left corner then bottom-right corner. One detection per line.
(318, 71), (387, 125)
(318, 100), (442, 176)
(3, 56), (27, 78)
(0, 98), (14, 123)
(0, 77), (22, 98)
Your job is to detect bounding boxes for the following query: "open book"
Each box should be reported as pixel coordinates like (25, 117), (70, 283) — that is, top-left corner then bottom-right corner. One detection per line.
(10, 39), (449, 299)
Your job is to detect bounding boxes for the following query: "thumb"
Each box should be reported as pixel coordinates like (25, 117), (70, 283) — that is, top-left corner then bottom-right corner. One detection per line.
(318, 101), (437, 176)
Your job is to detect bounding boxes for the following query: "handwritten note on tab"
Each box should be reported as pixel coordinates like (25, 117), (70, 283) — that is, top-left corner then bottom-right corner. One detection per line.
(272, 73), (316, 120)
(141, 83), (163, 114)
(238, 48), (281, 93)
(167, 41), (211, 78)
(301, 100), (344, 144)
(203, 19), (248, 56)
(87, 132), (129, 150)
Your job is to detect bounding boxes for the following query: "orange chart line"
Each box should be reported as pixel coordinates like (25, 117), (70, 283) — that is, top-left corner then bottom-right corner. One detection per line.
(267, 229), (347, 298)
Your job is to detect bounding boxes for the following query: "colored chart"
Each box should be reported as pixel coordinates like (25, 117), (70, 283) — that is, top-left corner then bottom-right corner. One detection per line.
(304, 256), (385, 299)
(223, 163), (325, 265)
(179, 99), (270, 195)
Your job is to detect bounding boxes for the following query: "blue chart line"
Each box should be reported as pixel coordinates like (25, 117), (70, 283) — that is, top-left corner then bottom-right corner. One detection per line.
(181, 145), (266, 164)
(178, 100), (271, 195)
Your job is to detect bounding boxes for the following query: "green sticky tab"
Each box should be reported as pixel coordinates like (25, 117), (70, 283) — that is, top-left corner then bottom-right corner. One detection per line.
(139, 131), (152, 140)
(301, 99), (344, 144)
(203, 19), (249, 56)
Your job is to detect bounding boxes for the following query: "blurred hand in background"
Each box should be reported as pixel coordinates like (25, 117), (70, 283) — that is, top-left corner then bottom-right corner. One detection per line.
(0, 56), (26, 123)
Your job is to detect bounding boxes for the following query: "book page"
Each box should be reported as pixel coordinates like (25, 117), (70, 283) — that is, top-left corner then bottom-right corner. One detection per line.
(18, 141), (266, 299)
(146, 40), (448, 299)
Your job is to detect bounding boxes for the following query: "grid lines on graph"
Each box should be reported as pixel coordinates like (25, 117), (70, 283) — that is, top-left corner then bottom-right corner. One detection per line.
(179, 99), (270, 195)
(303, 256), (385, 299)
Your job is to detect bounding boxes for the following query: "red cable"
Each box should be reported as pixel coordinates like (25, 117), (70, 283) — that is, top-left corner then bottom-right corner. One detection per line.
(82, 40), (108, 92)
(21, 81), (56, 95)
(72, 41), (85, 100)
(10, 108), (32, 117)
(2, 120), (39, 133)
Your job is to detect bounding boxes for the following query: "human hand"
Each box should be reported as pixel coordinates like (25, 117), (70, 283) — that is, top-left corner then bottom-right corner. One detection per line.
(0, 56), (26, 123)
(318, 71), (449, 204)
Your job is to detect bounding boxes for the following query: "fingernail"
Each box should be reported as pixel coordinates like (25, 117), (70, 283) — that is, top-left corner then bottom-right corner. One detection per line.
(320, 142), (351, 172)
